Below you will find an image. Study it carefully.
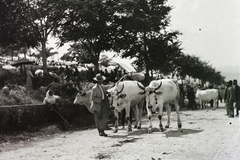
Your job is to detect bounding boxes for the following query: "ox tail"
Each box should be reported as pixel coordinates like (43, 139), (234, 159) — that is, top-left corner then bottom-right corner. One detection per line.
(173, 80), (181, 102)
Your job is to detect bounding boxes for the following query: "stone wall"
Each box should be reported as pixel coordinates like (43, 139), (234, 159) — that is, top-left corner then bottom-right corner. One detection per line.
(0, 101), (95, 133)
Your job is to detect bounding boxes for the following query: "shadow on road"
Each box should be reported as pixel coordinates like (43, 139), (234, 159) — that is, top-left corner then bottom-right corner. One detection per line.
(165, 128), (203, 137)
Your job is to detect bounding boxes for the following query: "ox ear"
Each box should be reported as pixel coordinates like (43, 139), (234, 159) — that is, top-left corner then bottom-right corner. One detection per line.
(118, 94), (126, 99)
(138, 91), (145, 95)
(154, 91), (163, 95)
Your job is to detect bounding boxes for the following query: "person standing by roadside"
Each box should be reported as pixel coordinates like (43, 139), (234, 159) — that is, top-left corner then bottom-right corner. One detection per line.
(90, 73), (110, 137)
(187, 87), (197, 110)
(226, 80), (234, 117)
(233, 79), (240, 116)
(26, 66), (34, 91)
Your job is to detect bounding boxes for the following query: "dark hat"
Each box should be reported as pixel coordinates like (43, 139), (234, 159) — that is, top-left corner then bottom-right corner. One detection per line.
(93, 73), (106, 81)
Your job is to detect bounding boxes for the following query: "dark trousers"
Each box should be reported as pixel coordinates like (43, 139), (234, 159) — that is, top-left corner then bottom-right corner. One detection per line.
(188, 99), (196, 110)
(228, 101), (234, 117)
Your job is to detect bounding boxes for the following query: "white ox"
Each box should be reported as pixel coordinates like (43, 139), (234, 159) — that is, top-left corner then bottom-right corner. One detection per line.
(195, 89), (219, 110)
(145, 79), (182, 133)
(73, 82), (102, 114)
(107, 80), (145, 133)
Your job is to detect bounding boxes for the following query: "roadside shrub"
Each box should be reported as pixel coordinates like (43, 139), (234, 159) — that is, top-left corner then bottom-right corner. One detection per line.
(0, 88), (43, 106)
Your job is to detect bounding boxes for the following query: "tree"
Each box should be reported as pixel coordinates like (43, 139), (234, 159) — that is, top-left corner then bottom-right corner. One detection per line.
(113, 0), (182, 82)
(36, 47), (58, 60)
(61, 43), (91, 63)
(0, 0), (40, 52)
(1, 0), (68, 73)
(59, 0), (119, 72)
(25, 0), (68, 74)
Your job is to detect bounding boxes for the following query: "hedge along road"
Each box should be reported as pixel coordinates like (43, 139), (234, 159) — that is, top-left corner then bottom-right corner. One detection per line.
(1, 102), (240, 160)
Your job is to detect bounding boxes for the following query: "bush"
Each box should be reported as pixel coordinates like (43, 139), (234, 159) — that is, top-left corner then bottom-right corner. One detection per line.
(0, 86), (96, 133)
(0, 88), (43, 106)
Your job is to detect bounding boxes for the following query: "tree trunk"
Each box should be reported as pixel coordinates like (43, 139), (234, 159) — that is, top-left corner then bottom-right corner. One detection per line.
(93, 58), (100, 73)
(145, 64), (150, 84)
(41, 40), (47, 74)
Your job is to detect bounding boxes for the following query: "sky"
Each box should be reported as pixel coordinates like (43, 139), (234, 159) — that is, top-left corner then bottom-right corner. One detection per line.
(167, 0), (240, 81)
(49, 0), (240, 81)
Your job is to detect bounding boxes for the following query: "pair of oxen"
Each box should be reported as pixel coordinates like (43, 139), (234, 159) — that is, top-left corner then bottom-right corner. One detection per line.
(74, 79), (182, 134)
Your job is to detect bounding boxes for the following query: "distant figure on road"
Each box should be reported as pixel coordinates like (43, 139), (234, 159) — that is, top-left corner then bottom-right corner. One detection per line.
(233, 79), (240, 116)
(187, 87), (197, 110)
(226, 80), (234, 118)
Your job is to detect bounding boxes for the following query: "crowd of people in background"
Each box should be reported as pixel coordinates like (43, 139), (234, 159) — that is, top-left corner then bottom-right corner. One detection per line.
(225, 79), (240, 118)
(23, 64), (128, 98)
(1, 60), (240, 116)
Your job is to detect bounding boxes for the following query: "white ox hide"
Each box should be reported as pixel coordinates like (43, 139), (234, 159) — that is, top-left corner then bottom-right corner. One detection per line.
(107, 81), (145, 133)
(73, 82), (104, 114)
(145, 79), (182, 133)
(195, 89), (219, 110)
(73, 90), (93, 113)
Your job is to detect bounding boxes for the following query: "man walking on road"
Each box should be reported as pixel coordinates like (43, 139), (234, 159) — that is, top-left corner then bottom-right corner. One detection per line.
(233, 79), (240, 116)
(226, 80), (234, 117)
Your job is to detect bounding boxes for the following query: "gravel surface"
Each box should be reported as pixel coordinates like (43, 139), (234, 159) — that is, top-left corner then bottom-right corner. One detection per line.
(1, 102), (240, 160)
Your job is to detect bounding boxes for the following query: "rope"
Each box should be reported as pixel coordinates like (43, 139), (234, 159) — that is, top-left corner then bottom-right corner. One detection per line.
(49, 104), (73, 128)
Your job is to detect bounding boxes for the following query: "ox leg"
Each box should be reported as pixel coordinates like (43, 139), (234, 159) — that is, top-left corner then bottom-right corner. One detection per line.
(200, 100), (203, 110)
(213, 99), (218, 110)
(137, 100), (144, 129)
(146, 103), (153, 133)
(133, 104), (141, 129)
(158, 104), (164, 132)
(175, 102), (182, 129)
(125, 107), (132, 132)
(165, 104), (171, 129)
(131, 106), (138, 129)
(113, 109), (119, 133)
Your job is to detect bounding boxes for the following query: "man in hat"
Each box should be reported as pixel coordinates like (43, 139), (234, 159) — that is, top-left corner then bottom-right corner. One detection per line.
(90, 73), (110, 137)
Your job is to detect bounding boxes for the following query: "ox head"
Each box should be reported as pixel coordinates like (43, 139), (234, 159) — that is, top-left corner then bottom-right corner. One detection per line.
(145, 81), (162, 95)
(73, 90), (87, 105)
(73, 82), (93, 105)
(145, 81), (162, 105)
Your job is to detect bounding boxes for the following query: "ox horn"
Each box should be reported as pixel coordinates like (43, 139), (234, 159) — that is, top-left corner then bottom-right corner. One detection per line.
(154, 81), (162, 91)
(117, 83), (124, 95)
(137, 82), (145, 91)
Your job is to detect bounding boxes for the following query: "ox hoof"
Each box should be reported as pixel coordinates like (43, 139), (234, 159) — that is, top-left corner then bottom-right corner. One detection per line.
(113, 129), (118, 133)
(127, 128), (132, 132)
(134, 125), (137, 128)
(165, 125), (169, 128)
(178, 124), (182, 129)
(137, 126), (141, 129)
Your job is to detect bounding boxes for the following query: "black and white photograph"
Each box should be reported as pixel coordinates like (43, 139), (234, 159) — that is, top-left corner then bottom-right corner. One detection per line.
(0, 0), (239, 159)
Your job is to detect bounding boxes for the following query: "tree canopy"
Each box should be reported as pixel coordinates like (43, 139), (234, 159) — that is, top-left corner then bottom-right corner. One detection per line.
(0, 0), (226, 85)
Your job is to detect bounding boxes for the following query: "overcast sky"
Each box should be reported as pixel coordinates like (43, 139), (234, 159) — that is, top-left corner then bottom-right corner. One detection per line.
(167, 0), (240, 81)
(50, 0), (240, 81)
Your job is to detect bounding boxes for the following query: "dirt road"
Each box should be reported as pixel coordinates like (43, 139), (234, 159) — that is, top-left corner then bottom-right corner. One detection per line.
(1, 102), (240, 160)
